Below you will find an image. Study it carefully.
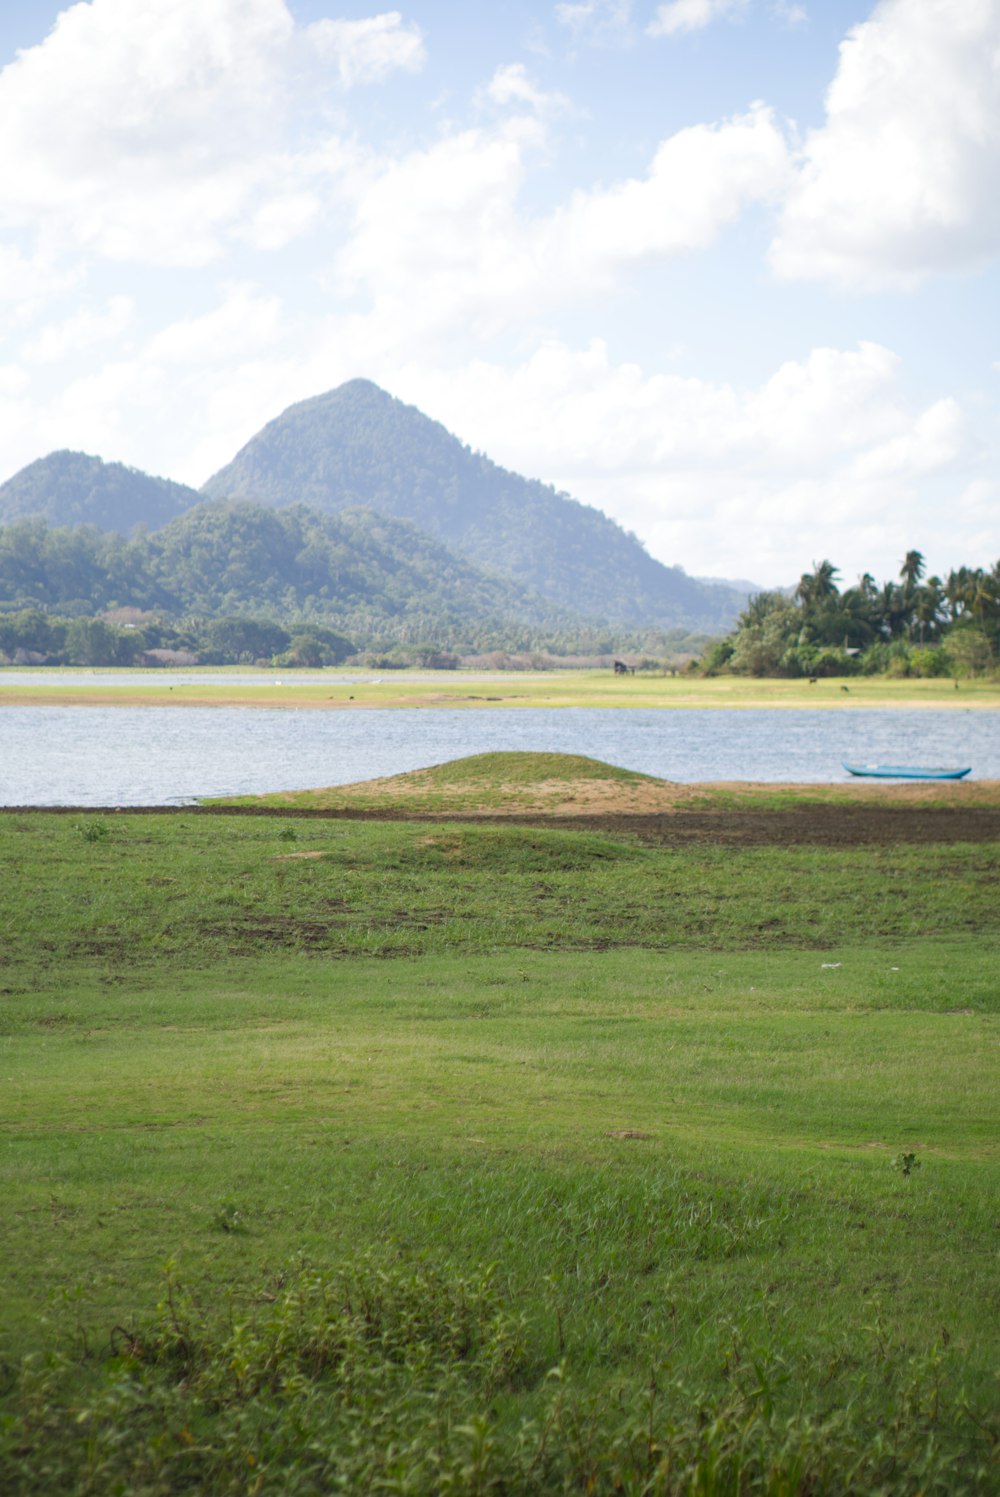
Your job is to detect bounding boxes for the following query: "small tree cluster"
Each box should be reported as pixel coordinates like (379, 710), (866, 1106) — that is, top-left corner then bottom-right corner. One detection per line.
(706, 553), (1000, 678)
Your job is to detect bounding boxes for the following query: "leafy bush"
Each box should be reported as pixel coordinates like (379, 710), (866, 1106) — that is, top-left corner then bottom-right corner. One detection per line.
(2, 1255), (994, 1495)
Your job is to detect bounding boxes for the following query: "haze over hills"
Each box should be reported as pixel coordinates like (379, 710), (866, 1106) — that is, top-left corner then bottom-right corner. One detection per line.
(202, 380), (747, 631)
(0, 501), (583, 646)
(0, 450), (201, 533)
(0, 379), (751, 637)
(151, 501), (578, 634)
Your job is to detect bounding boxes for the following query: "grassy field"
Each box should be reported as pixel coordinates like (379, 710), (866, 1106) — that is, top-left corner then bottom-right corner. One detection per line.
(2, 664), (999, 711)
(2, 760), (999, 1492)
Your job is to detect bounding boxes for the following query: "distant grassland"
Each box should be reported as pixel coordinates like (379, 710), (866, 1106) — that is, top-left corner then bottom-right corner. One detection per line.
(2, 754), (998, 1493)
(2, 665), (999, 710)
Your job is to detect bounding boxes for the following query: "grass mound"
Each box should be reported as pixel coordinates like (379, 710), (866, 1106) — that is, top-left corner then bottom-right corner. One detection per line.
(412, 750), (652, 784)
(215, 749), (681, 814)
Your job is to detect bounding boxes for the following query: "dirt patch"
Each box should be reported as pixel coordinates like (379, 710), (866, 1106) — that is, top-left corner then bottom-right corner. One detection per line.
(13, 794), (1000, 846)
(200, 799), (1000, 846)
(238, 773), (1000, 818)
(512, 806), (1000, 846)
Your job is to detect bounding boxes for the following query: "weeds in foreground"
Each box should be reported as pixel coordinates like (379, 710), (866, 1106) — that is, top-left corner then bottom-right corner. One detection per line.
(71, 820), (111, 844)
(2, 1255), (995, 1496)
(211, 1202), (247, 1235)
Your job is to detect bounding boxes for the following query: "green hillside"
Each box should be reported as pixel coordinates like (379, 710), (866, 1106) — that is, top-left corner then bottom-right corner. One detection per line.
(0, 450), (201, 532)
(202, 379), (746, 630)
(0, 502), (579, 646)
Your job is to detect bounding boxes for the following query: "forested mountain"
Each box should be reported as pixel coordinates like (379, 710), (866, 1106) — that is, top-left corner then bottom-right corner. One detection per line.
(203, 379), (746, 631)
(0, 450), (201, 533)
(0, 380), (749, 636)
(0, 502), (581, 647)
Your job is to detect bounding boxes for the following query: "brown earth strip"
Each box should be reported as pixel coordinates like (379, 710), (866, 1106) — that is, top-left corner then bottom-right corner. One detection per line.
(9, 802), (1000, 845)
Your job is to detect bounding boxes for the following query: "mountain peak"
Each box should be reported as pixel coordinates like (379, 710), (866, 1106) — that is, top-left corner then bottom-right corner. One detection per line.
(201, 382), (745, 630)
(0, 449), (202, 534)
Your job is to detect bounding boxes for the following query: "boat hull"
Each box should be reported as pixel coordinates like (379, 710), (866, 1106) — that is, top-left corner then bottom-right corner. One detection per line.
(843, 763), (971, 780)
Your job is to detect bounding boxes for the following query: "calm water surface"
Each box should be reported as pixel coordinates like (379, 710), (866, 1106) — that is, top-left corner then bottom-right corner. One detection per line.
(1, 704), (995, 806)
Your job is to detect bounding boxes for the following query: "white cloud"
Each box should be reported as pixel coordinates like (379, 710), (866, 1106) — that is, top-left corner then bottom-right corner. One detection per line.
(0, 241), (79, 321)
(0, 0), (422, 269)
(0, 365), (29, 398)
(23, 296), (134, 364)
(390, 338), (977, 585)
(554, 0), (634, 45)
(420, 339), (951, 477)
(144, 285), (284, 366)
(236, 187), (324, 253)
(845, 398), (963, 480)
(771, 0), (1000, 288)
(771, 1), (807, 26)
(480, 63), (572, 116)
(303, 11), (424, 86)
(954, 478), (997, 519)
(336, 121), (540, 341)
(647, 0), (749, 38)
(0, 280), (300, 483)
(336, 103), (790, 346)
(544, 104), (790, 278)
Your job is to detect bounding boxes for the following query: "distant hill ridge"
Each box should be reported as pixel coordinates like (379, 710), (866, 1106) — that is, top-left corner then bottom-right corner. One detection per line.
(0, 500), (581, 645)
(202, 380), (745, 631)
(0, 379), (748, 632)
(0, 450), (201, 533)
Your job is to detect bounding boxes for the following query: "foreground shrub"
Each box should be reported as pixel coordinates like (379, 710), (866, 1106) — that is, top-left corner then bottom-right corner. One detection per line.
(2, 1254), (995, 1496)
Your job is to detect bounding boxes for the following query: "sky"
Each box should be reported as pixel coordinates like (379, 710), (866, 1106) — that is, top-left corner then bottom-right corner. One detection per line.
(0, 0), (997, 590)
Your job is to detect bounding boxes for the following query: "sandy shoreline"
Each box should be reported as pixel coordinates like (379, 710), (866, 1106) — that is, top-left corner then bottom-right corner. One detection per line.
(2, 688), (998, 712)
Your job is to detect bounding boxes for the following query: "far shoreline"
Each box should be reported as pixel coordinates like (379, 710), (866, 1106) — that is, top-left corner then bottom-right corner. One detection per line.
(1, 667), (998, 712)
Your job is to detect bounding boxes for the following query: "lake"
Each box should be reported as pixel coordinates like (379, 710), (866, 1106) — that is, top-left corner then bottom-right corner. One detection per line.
(1, 704), (995, 806)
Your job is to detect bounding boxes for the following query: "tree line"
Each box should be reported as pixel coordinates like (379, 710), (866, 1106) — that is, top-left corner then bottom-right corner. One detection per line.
(0, 506), (712, 668)
(704, 551), (1000, 677)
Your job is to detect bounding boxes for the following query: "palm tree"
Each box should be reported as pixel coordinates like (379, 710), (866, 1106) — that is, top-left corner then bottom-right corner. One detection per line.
(900, 550), (926, 591)
(970, 569), (1000, 651)
(739, 590), (792, 629)
(912, 577), (943, 643)
(878, 581), (910, 640)
(944, 567), (972, 623)
(795, 559), (840, 616)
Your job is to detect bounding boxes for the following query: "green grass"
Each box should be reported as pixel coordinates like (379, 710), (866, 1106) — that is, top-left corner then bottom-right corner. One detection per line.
(3, 665), (999, 712)
(3, 811), (1000, 966)
(402, 750), (651, 784)
(1, 805), (998, 1492)
(217, 749), (662, 812)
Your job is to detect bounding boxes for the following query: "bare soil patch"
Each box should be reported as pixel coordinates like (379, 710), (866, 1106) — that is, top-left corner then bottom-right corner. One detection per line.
(17, 797), (1000, 846)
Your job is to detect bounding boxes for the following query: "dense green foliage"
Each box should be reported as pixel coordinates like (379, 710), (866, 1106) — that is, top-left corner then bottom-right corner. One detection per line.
(0, 504), (712, 662)
(707, 551), (1000, 677)
(202, 379), (747, 630)
(0, 449), (200, 532)
(0, 605), (356, 668)
(0, 804), (997, 1492)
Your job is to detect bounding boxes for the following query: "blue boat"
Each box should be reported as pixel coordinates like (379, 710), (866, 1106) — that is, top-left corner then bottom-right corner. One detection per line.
(843, 763), (971, 780)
